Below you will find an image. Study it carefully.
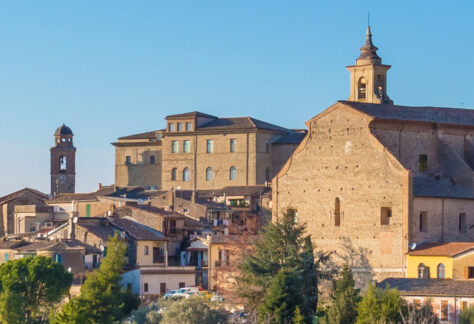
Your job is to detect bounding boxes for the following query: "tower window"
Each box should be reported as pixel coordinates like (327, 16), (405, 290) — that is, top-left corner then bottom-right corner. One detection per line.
(183, 168), (190, 181)
(59, 156), (67, 171)
(150, 156), (155, 165)
(177, 123), (183, 131)
(230, 139), (236, 153)
(171, 168), (177, 181)
(186, 122), (193, 131)
(358, 77), (366, 100)
(459, 213), (467, 233)
(206, 140), (214, 153)
(229, 166), (237, 180)
(168, 123), (175, 132)
(419, 154), (428, 172)
(265, 139), (270, 153)
(334, 198), (341, 226)
(419, 211), (428, 232)
(125, 156), (131, 165)
(206, 167), (214, 181)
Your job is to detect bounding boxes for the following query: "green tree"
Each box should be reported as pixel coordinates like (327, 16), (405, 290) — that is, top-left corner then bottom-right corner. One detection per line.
(293, 306), (305, 324)
(238, 208), (330, 322)
(160, 297), (227, 324)
(258, 269), (302, 323)
(459, 306), (474, 324)
(54, 235), (139, 323)
(0, 255), (72, 324)
(355, 283), (406, 324)
(322, 265), (360, 324)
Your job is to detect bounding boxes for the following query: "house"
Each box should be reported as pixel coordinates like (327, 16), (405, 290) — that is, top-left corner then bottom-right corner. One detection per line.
(272, 26), (474, 282)
(378, 278), (474, 324)
(0, 188), (48, 235)
(113, 111), (306, 191)
(407, 242), (474, 279)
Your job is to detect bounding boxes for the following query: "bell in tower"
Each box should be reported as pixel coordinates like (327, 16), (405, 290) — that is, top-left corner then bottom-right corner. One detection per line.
(347, 26), (393, 104)
(50, 124), (76, 196)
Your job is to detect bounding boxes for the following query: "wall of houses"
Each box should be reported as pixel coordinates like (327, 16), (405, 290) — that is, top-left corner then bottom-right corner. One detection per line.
(115, 144), (162, 188)
(141, 270), (195, 295)
(136, 240), (167, 267)
(0, 192), (46, 235)
(273, 103), (410, 281)
(37, 249), (85, 274)
(407, 255), (453, 278)
(403, 295), (474, 324)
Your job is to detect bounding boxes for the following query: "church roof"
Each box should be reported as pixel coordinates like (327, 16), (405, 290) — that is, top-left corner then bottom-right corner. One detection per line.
(54, 124), (73, 136)
(341, 101), (474, 127)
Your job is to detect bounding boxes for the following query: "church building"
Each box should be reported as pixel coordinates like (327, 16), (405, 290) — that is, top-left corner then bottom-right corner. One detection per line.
(272, 27), (474, 281)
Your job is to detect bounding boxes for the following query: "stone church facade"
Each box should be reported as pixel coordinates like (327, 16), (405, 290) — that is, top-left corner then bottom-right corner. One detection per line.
(272, 27), (474, 280)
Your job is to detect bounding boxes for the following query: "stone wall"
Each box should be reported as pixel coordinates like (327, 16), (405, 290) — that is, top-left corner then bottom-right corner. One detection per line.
(115, 144), (162, 188)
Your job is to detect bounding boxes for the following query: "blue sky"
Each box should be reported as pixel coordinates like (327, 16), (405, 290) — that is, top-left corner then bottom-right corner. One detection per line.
(0, 1), (473, 196)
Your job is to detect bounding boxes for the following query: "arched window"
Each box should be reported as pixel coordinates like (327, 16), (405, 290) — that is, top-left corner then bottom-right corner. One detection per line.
(206, 167), (213, 181)
(229, 167), (237, 180)
(437, 263), (445, 279)
(171, 168), (177, 181)
(183, 168), (190, 181)
(358, 77), (366, 99)
(334, 198), (341, 226)
(59, 156), (67, 171)
(418, 263), (430, 279)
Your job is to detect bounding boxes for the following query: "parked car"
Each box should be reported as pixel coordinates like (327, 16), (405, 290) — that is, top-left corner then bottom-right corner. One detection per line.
(211, 293), (225, 303)
(185, 290), (212, 299)
(163, 290), (178, 300)
(170, 287), (201, 300)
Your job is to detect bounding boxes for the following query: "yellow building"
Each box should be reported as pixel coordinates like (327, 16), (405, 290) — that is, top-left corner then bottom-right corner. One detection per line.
(407, 242), (474, 279)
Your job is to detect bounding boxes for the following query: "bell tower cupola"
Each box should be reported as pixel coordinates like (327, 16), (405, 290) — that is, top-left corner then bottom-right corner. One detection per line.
(50, 124), (76, 196)
(347, 26), (393, 104)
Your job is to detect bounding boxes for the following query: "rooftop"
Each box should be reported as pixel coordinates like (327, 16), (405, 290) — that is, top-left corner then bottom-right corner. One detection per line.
(407, 242), (474, 257)
(341, 101), (474, 127)
(110, 217), (165, 241)
(165, 111), (217, 119)
(377, 278), (474, 297)
(413, 176), (474, 199)
(0, 188), (48, 205)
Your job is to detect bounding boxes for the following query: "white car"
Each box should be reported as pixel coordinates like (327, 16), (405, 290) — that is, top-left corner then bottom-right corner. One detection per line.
(163, 290), (178, 300)
(169, 287), (200, 300)
(211, 293), (225, 303)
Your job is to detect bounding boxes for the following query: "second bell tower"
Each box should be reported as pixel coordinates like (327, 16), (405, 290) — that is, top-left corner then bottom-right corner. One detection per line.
(50, 124), (76, 196)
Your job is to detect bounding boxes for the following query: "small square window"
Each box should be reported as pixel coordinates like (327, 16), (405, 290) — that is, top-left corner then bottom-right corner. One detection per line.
(186, 122), (193, 131)
(169, 123), (175, 132)
(177, 123), (183, 131)
(380, 207), (392, 225)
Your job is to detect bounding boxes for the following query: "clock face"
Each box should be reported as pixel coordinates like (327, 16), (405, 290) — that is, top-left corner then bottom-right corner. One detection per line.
(59, 175), (67, 185)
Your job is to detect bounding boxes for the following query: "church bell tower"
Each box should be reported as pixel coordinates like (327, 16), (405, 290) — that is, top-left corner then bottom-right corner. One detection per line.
(347, 26), (393, 104)
(50, 124), (76, 196)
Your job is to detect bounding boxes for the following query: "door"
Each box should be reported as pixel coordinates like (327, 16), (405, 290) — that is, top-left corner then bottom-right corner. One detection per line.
(160, 283), (166, 295)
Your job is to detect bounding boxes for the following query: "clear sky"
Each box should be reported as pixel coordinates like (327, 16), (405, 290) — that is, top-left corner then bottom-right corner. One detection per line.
(0, 1), (473, 196)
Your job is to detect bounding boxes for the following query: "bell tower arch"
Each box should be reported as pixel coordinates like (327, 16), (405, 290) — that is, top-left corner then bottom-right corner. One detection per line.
(50, 124), (76, 196)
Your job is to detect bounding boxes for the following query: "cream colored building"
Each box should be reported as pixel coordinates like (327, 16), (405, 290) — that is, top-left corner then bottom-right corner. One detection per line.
(273, 27), (474, 281)
(113, 112), (305, 190)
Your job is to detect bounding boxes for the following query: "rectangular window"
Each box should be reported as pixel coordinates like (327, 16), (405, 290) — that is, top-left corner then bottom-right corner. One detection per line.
(466, 267), (474, 279)
(186, 122), (192, 131)
(92, 255), (98, 268)
(265, 139), (270, 153)
(125, 156), (131, 165)
(54, 254), (62, 264)
(183, 140), (191, 153)
(179, 282), (185, 288)
(459, 212), (467, 233)
(150, 155), (155, 164)
(177, 123), (183, 131)
(419, 211), (428, 232)
(3, 253), (8, 262)
(144, 246), (149, 256)
(461, 301), (469, 311)
(380, 207), (392, 225)
(172, 141), (179, 153)
(160, 283), (166, 294)
(168, 123), (175, 131)
(144, 283), (149, 293)
(206, 140), (213, 153)
(441, 300), (448, 321)
(230, 139), (236, 152)
(419, 154), (428, 172)
(157, 133), (162, 140)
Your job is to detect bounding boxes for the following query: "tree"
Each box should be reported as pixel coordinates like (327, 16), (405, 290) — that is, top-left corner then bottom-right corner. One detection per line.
(0, 255), (72, 324)
(293, 307), (305, 324)
(323, 265), (360, 324)
(355, 284), (406, 324)
(160, 297), (227, 324)
(237, 208), (330, 322)
(459, 306), (474, 324)
(258, 269), (302, 323)
(54, 235), (139, 323)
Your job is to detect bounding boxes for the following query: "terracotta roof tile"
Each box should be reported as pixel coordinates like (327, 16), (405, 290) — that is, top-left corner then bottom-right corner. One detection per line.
(408, 242), (474, 257)
(377, 278), (474, 297)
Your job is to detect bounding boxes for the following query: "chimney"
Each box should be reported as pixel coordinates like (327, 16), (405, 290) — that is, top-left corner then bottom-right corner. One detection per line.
(98, 183), (102, 190)
(68, 211), (77, 240)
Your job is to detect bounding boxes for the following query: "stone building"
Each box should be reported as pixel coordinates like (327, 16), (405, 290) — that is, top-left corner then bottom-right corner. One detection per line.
(113, 111), (306, 190)
(272, 27), (474, 281)
(51, 124), (76, 196)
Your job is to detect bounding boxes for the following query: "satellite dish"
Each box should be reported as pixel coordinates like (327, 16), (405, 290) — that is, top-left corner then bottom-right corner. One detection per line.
(409, 243), (417, 250)
(67, 267), (72, 273)
(72, 216), (78, 224)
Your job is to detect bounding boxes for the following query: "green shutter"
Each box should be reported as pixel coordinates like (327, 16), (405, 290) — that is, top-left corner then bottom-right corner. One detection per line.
(86, 204), (91, 217)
